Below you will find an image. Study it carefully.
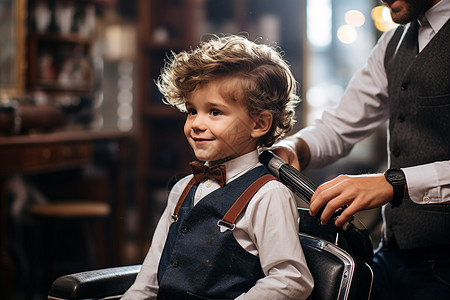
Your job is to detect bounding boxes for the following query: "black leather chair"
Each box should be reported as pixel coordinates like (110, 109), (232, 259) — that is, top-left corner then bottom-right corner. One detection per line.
(48, 152), (373, 299)
(48, 222), (373, 300)
(48, 264), (140, 300)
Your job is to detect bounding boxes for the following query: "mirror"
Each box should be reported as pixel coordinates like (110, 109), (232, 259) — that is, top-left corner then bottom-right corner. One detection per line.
(0, 0), (26, 98)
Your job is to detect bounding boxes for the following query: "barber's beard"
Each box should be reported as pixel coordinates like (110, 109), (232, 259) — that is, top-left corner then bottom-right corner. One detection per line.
(388, 0), (435, 24)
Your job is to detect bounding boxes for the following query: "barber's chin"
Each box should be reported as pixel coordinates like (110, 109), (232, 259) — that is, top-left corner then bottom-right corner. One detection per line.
(383, 1), (407, 23)
(390, 12), (412, 25)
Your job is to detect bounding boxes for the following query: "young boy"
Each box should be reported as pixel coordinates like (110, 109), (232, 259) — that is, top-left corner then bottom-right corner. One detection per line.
(122, 35), (314, 300)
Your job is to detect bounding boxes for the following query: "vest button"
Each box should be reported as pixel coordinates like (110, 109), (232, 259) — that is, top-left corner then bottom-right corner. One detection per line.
(171, 260), (179, 268)
(181, 226), (189, 234)
(401, 83), (408, 91)
(393, 149), (401, 157)
(397, 113), (405, 122)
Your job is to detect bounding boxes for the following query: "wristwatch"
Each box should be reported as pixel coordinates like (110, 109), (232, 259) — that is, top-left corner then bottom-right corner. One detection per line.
(384, 168), (406, 207)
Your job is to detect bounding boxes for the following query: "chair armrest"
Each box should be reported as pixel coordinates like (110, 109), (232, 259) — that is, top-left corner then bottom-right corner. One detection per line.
(48, 265), (141, 300)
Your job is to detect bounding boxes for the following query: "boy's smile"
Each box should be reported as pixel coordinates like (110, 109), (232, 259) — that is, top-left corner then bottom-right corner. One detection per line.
(193, 137), (213, 145)
(184, 78), (260, 163)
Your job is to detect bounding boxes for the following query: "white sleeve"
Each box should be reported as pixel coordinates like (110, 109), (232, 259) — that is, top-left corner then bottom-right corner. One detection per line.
(402, 161), (450, 204)
(236, 181), (314, 300)
(121, 176), (192, 300)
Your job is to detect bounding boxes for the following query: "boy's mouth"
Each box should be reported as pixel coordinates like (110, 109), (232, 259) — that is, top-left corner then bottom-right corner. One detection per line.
(192, 137), (214, 144)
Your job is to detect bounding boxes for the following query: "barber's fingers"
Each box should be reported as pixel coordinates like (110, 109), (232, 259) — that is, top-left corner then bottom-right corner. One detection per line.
(310, 176), (352, 224)
(310, 174), (392, 225)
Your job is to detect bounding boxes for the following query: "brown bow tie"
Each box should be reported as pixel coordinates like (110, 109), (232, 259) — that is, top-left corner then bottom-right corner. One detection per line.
(189, 161), (227, 187)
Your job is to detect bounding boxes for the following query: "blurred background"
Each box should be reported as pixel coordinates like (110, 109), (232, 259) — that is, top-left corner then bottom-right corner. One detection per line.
(0, 0), (397, 299)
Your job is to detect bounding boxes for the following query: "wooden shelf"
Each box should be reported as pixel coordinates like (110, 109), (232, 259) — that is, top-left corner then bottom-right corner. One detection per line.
(27, 32), (94, 94)
(79, 0), (116, 6)
(29, 33), (93, 45)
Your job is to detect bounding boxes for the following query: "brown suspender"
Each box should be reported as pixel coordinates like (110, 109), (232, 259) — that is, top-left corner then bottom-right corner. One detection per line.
(171, 177), (196, 222)
(171, 174), (277, 232)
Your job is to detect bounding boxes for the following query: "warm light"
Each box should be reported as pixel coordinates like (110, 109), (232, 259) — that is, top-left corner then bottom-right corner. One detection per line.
(118, 75), (133, 90)
(371, 6), (397, 32)
(117, 102), (133, 132)
(105, 25), (136, 60)
(117, 103), (133, 118)
(118, 118), (133, 132)
(116, 60), (134, 132)
(345, 10), (365, 28)
(117, 90), (133, 104)
(337, 25), (358, 44)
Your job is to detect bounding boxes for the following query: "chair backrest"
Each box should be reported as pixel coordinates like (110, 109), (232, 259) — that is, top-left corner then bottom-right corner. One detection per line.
(300, 233), (373, 300)
(261, 150), (374, 299)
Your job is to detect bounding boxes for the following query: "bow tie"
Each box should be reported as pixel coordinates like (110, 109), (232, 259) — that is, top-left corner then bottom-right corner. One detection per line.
(189, 161), (227, 187)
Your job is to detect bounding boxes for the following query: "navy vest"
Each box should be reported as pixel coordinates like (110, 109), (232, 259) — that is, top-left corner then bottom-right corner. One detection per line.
(383, 19), (450, 249)
(157, 166), (271, 300)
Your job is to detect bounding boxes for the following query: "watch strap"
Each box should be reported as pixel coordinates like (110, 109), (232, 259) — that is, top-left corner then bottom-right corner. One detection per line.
(384, 168), (405, 207)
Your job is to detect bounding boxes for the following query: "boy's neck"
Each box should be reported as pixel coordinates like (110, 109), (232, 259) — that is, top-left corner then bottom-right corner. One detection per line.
(207, 156), (234, 167)
(206, 149), (258, 167)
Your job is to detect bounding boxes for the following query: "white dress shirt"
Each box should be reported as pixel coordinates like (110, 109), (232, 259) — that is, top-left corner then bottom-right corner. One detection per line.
(295, 0), (450, 205)
(122, 150), (314, 300)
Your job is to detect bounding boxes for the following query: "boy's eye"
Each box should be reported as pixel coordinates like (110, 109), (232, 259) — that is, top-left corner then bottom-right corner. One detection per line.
(187, 108), (197, 115)
(210, 109), (222, 116)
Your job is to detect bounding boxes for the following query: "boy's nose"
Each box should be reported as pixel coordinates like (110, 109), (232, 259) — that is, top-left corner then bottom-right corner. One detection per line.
(191, 114), (207, 131)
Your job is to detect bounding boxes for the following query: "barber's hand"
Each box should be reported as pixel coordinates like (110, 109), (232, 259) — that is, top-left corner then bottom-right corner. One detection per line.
(309, 174), (393, 226)
(271, 137), (310, 171)
(271, 146), (301, 170)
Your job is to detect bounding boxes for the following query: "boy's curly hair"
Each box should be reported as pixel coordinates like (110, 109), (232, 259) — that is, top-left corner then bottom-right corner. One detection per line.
(156, 34), (300, 147)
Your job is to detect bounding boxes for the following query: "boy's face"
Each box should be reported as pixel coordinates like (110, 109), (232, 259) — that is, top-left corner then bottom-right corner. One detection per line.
(184, 79), (259, 163)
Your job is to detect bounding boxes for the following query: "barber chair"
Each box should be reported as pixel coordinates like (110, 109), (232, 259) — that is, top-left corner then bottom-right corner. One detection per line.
(48, 151), (373, 300)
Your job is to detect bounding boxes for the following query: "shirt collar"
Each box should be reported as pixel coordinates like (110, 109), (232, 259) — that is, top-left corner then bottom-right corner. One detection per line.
(421, 0), (450, 34)
(206, 150), (261, 185)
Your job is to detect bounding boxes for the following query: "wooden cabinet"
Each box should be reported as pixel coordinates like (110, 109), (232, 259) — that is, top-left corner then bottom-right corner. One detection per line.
(26, 0), (105, 96)
(0, 130), (131, 299)
(0, 139), (93, 175)
(10, 0), (117, 135)
(135, 0), (306, 258)
(27, 33), (94, 94)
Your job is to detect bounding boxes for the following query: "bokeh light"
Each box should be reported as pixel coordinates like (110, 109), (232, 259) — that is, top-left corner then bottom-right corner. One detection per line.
(345, 10), (365, 28)
(371, 5), (397, 32)
(337, 25), (358, 44)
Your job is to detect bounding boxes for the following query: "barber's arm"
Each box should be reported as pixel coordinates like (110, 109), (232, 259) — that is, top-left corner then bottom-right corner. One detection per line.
(271, 28), (450, 226)
(295, 160), (449, 226)
(273, 136), (450, 226)
(272, 28), (398, 171)
(271, 136), (310, 171)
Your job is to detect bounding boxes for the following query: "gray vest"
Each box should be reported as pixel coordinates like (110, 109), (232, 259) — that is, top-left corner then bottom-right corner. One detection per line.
(383, 18), (450, 250)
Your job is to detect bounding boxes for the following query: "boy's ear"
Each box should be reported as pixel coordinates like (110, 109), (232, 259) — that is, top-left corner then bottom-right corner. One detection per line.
(251, 110), (273, 138)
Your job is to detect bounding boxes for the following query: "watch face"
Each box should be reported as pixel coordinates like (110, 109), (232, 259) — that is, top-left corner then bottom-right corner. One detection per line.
(386, 169), (405, 183)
